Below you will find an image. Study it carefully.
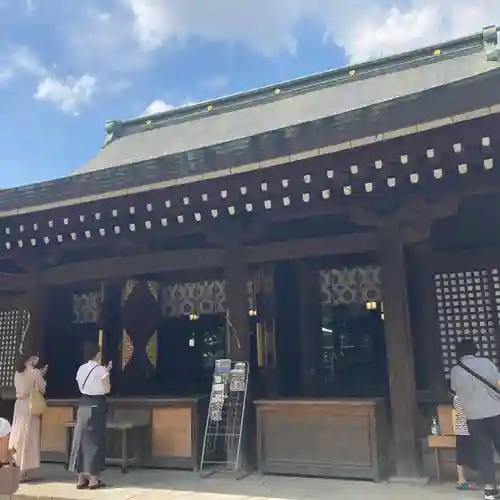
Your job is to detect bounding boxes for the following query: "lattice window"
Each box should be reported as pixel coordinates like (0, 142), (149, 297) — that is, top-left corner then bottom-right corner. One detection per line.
(320, 266), (382, 307)
(435, 270), (498, 378)
(160, 279), (258, 317)
(0, 309), (24, 389)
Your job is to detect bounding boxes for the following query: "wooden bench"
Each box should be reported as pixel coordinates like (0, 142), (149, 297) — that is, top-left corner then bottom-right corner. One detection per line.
(427, 405), (456, 482)
(63, 418), (149, 473)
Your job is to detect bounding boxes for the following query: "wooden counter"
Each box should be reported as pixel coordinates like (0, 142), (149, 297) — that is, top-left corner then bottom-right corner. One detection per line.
(40, 400), (75, 463)
(41, 397), (206, 470)
(254, 399), (389, 481)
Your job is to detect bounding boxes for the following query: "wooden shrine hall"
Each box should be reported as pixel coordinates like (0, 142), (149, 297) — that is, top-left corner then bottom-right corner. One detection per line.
(0, 25), (500, 480)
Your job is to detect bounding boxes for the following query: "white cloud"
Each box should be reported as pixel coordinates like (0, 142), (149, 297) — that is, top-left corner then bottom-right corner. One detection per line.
(142, 99), (174, 115)
(34, 75), (96, 115)
(66, 3), (148, 74)
(0, 46), (97, 114)
(142, 97), (199, 116)
(2, 0), (499, 116)
(114, 0), (500, 62)
(0, 46), (47, 83)
(324, 1), (500, 62)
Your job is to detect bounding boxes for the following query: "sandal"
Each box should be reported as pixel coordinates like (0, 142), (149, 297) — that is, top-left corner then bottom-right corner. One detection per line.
(76, 479), (89, 490)
(88, 480), (106, 490)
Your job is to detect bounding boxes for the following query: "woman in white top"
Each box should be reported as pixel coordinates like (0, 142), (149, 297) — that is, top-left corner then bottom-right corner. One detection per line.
(68, 342), (112, 490)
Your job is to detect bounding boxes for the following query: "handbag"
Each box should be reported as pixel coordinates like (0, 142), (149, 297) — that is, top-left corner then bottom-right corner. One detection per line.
(0, 461), (20, 494)
(29, 379), (47, 416)
(459, 361), (500, 395)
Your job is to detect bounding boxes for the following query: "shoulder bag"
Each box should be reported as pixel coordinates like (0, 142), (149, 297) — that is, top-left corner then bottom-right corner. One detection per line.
(459, 361), (500, 395)
(29, 372), (47, 416)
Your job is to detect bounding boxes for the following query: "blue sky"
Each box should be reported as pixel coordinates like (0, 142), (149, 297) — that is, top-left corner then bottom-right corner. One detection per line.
(0, 0), (496, 189)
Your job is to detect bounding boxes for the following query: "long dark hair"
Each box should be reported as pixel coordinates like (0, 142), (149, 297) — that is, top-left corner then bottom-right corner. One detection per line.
(456, 339), (478, 359)
(15, 353), (32, 373)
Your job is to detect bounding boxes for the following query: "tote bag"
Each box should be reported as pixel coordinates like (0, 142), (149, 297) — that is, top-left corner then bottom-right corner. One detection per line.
(0, 432), (19, 495)
(0, 462), (20, 494)
(29, 377), (47, 416)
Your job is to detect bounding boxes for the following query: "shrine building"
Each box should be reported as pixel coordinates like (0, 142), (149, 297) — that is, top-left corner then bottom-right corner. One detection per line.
(0, 25), (499, 479)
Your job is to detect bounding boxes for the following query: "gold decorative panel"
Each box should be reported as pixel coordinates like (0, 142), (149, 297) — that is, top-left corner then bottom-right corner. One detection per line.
(320, 266), (382, 307)
(147, 331), (158, 368)
(148, 282), (159, 301)
(123, 280), (136, 300)
(434, 269), (498, 377)
(122, 332), (134, 370)
(72, 291), (101, 324)
(121, 280), (161, 386)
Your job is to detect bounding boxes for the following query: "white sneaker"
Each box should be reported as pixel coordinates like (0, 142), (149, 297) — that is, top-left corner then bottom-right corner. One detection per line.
(485, 492), (499, 500)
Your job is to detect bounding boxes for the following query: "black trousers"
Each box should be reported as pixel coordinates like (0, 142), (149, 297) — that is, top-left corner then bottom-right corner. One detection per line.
(468, 414), (500, 487)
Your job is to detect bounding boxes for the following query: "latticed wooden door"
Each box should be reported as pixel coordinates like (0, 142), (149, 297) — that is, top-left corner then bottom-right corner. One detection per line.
(0, 308), (30, 394)
(434, 268), (500, 377)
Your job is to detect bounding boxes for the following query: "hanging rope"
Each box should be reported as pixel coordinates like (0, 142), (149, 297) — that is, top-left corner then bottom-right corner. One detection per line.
(225, 311), (241, 355)
(18, 310), (31, 355)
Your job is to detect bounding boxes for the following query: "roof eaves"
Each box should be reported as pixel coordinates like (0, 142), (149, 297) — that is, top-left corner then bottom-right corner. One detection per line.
(2, 100), (500, 219)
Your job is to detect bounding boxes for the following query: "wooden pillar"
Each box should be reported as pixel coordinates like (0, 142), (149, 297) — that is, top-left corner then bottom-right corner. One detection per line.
(410, 242), (445, 393)
(224, 240), (250, 361)
(224, 238), (252, 468)
(378, 223), (421, 478)
(297, 261), (322, 396)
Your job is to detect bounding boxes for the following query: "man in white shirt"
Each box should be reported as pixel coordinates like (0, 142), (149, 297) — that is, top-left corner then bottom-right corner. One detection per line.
(76, 359), (111, 396)
(68, 342), (111, 490)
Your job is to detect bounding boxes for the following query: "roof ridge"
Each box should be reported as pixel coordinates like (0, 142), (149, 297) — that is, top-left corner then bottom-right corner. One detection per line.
(101, 26), (496, 147)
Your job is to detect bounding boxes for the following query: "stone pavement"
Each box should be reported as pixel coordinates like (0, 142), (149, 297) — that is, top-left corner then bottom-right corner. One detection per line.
(4, 464), (479, 500)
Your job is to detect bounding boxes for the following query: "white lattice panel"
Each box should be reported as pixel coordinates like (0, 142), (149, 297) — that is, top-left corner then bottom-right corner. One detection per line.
(0, 309), (23, 388)
(435, 270), (497, 378)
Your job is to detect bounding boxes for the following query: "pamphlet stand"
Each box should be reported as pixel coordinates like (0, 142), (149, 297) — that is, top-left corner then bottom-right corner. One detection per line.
(200, 359), (249, 479)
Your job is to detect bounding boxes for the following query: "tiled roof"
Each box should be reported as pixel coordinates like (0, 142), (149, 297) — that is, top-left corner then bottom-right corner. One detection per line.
(0, 26), (498, 216)
(76, 27), (499, 174)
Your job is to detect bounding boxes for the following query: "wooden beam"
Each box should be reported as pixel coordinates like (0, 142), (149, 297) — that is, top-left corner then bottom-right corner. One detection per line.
(41, 233), (377, 285)
(41, 248), (225, 285)
(0, 273), (30, 292)
(0, 293), (28, 310)
(40, 228), (430, 286)
(246, 233), (376, 263)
